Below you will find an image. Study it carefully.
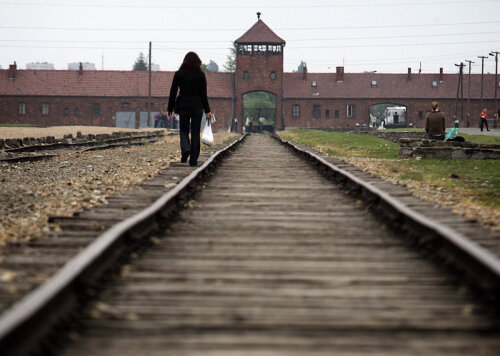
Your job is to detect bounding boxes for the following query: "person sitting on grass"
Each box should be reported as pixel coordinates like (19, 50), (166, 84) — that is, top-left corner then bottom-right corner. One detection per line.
(425, 101), (446, 140)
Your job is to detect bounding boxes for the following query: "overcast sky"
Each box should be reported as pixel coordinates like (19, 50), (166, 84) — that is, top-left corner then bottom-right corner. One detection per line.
(1, 0), (499, 74)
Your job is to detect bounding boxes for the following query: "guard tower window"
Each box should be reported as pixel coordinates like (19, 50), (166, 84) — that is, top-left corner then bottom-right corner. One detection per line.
(243, 71), (249, 80)
(292, 104), (300, 117)
(313, 105), (321, 118)
(270, 71), (276, 80)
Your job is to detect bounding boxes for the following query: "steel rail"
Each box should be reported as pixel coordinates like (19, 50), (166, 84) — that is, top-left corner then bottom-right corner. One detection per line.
(278, 136), (500, 292)
(0, 134), (246, 356)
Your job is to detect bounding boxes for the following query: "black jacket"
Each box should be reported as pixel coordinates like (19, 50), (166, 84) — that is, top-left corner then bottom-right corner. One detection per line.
(167, 68), (210, 113)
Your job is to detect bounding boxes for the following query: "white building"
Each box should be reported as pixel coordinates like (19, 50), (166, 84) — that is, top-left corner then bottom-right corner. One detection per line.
(68, 62), (96, 70)
(26, 62), (55, 70)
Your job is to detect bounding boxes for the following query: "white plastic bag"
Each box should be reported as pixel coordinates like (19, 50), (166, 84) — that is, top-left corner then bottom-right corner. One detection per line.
(201, 120), (214, 146)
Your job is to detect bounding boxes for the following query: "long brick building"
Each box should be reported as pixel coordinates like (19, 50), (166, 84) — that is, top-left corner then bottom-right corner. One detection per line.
(0, 19), (499, 130)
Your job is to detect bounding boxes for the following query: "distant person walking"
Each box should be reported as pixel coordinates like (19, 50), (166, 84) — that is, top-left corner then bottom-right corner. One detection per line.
(167, 51), (212, 167)
(258, 117), (265, 133)
(480, 108), (490, 132)
(227, 118), (232, 133)
(425, 101), (446, 140)
(245, 117), (251, 133)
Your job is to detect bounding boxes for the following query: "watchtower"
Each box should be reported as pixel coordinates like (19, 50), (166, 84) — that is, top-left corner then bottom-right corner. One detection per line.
(234, 15), (286, 130)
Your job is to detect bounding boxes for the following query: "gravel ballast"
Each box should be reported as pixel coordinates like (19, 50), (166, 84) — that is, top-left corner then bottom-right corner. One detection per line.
(0, 126), (233, 247)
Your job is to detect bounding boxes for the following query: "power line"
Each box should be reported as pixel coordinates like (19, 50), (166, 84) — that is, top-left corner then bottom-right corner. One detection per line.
(0, 21), (498, 32)
(1, 0), (497, 8)
(1, 39), (497, 51)
(1, 30), (498, 44)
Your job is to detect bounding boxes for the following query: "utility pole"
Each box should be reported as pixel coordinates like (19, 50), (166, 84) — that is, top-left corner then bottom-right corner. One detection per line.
(478, 55), (488, 107)
(148, 41), (152, 128)
(454, 62), (464, 124)
(489, 51), (499, 125)
(465, 59), (474, 125)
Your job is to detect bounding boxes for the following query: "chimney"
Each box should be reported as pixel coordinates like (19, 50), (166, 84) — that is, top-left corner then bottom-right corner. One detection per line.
(8, 62), (17, 80)
(302, 65), (307, 80)
(407, 68), (411, 81)
(336, 66), (344, 82)
(79, 62), (83, 75)
(439, 67), (443, 83)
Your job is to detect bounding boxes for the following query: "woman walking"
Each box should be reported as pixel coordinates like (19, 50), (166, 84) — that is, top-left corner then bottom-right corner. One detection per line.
(480, 108), (490, 132)
(167, 52), (212, 167)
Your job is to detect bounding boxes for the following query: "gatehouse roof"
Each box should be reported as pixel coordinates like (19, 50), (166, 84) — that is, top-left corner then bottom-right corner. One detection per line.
(235, 20), (286, 44)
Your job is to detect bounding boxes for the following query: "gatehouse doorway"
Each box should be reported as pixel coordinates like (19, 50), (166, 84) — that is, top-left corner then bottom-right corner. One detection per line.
(242, 91), (276, 132)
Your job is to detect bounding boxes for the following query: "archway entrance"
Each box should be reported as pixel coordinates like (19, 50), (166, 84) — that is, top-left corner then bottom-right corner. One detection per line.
(242, 91), (276, 132)
(369, 103), (407, 128)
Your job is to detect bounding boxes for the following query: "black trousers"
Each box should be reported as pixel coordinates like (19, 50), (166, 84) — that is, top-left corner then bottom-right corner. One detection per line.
(179, 108), (203, 165)
(480, 118), (489, 131)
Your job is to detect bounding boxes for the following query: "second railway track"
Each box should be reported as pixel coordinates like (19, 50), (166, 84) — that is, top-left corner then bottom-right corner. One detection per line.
(1, 133), (499, 355)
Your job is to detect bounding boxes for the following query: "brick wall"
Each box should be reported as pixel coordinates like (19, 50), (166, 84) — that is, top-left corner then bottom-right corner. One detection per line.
(283, 98), (498, 130)
(0, 95), (234, 129)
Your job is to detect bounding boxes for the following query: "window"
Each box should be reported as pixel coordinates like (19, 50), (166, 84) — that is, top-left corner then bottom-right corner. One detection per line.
(93, 103), (100, 116)
(347, 104), (355, 118)
(432, 80), (438, 88)
(18, 102), (26, 115)
(335, 110), (340, 118)
(325, 109), (330, 118)
(270, 71), (276, 80)
(64, 108), (69, 116)
(418, 111), (423, 119)
(311, 80), (317, 87)
(122, 102), (129, 108)
(313, 105), (321, 118)
(42, 103), (49, 115)
(371, 80), (377, 87)
(243, 71), (249, 80)
(74, 108), (79, 115)
(0, 103), (2, 114)
(292, 104), (300, 117)
(145, 102), (153, 108)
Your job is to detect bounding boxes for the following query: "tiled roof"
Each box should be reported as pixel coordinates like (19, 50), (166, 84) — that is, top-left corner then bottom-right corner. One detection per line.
(0, 70), (235, 98)
(284, 72), (498, 100)
(235, 20), (286, 44)
(1, 69), (497, 101)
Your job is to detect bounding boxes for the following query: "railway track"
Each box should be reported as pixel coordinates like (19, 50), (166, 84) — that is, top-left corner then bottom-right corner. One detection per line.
(0, 130), (168, 163)
(0, 134), (499, 355)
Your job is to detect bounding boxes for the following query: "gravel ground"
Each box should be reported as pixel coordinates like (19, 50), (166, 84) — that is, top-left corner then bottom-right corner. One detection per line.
(0, 126), (164, 140)
(0, 127), (234, 247)
(343, 156), (499, 234)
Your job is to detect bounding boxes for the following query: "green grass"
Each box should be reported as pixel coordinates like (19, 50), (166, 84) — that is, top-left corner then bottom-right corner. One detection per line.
(0, 123), (38, 127)
(460, 133), (500, 144)
(281, 129), (399, 159)
(381, 159), (500, 207)
(278, 129), (500, 208)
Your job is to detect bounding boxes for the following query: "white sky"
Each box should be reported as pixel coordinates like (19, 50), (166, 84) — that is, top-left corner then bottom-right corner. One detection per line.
(1, 0), (499, 74)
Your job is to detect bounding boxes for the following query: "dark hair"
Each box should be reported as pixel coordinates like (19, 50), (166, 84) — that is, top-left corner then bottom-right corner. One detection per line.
(180, 51), (202, 71)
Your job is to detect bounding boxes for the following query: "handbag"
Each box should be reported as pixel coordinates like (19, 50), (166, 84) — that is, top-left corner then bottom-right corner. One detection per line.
(201, 118), (214, 146)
